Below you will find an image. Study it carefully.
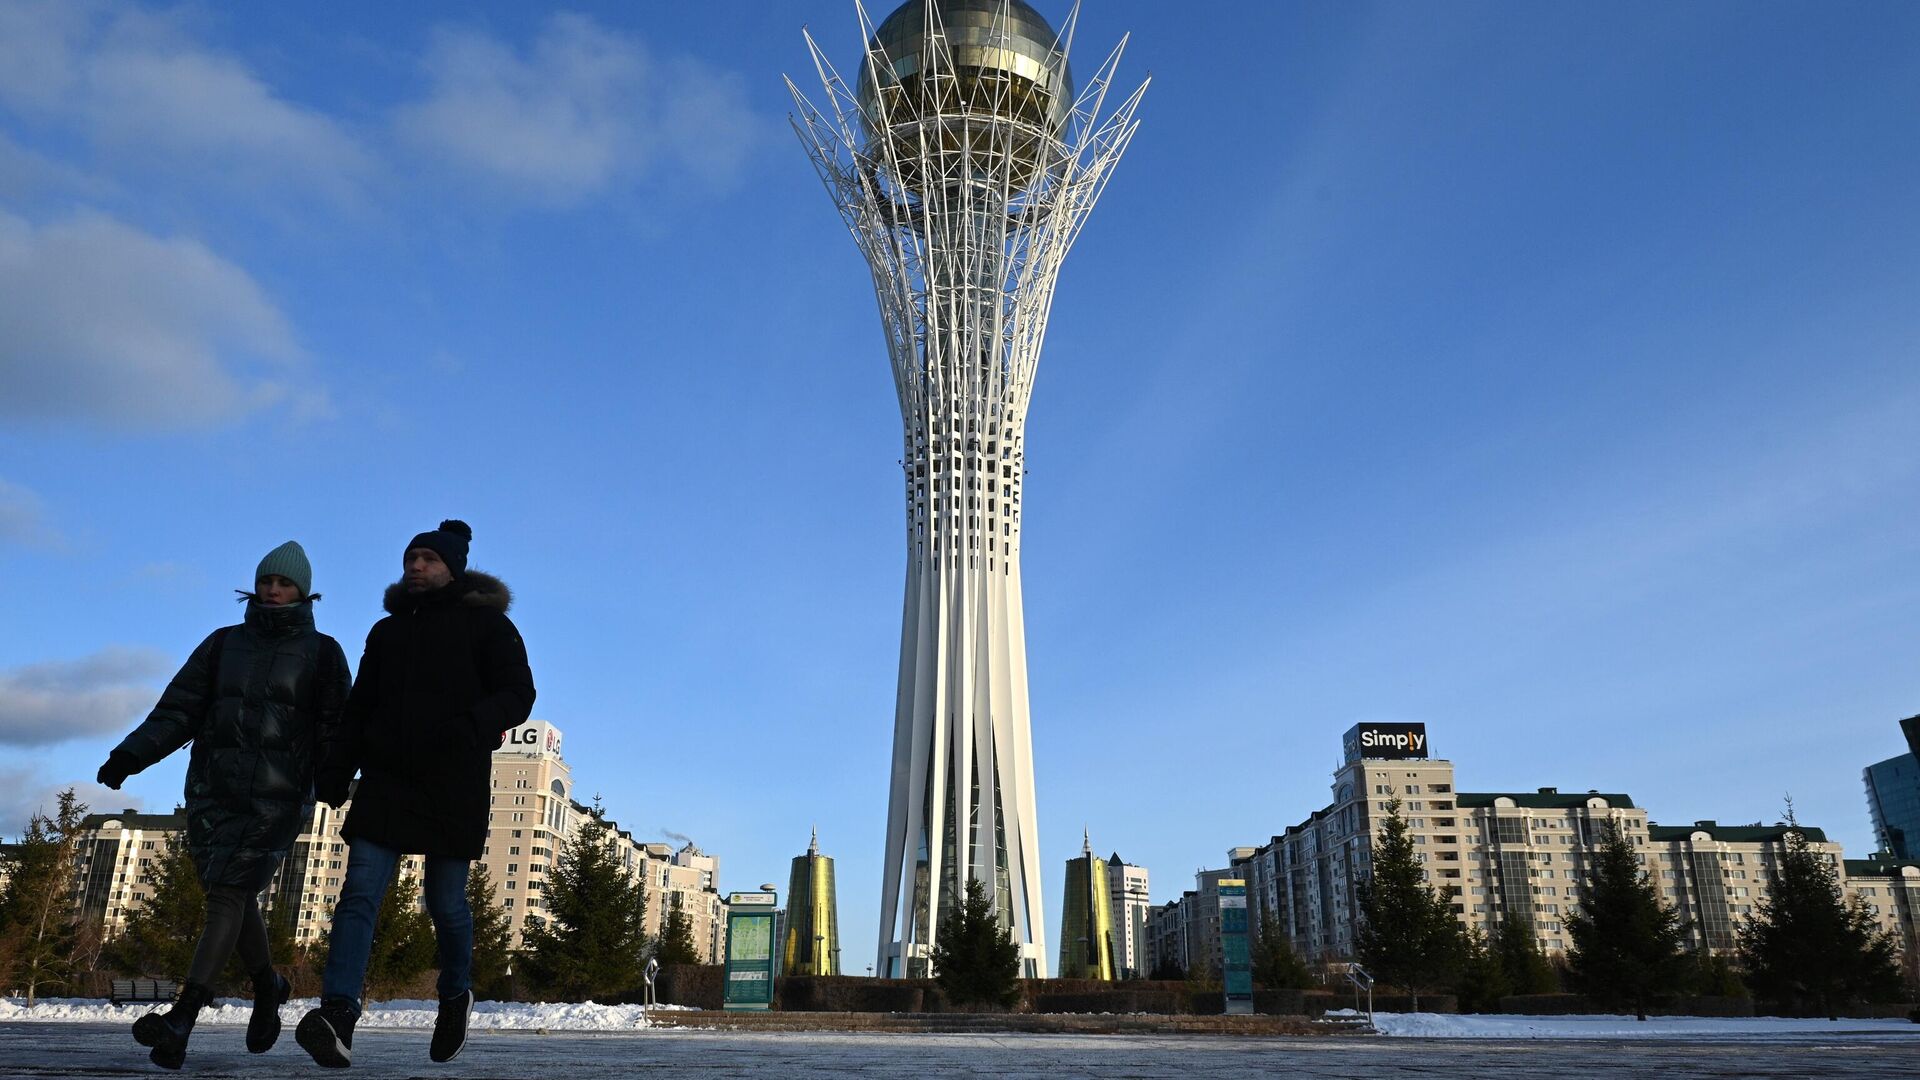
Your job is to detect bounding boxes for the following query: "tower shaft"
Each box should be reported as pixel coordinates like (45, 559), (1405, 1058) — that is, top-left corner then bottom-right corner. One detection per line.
(789, 0), (1146, 980)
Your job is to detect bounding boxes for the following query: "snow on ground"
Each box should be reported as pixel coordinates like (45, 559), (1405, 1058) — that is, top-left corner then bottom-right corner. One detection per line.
(0, 997), (693, 1031)
(4, 999), (1914, 1041)
(1328, 1008), (1920, 1039)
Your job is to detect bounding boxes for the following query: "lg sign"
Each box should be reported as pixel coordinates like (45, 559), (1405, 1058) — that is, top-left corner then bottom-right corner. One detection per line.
(1343, 722), (1430, 762)
(500, 721), (562, 758)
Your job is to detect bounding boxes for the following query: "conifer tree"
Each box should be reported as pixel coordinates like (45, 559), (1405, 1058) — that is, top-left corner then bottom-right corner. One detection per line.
(0, 789), (90, 1005)
(1453, 926), (1510, 1013)
(1564, 819), (1689, 1020)
(1251, 919), (1312, 990)
(107, 832), (203, 980)
(1492, 917), (1559, 995)
(1354, 797), (1465, 1009)
(930, 876), (1020, 1008)
(521, 803), (649, 1000)
(1682, 950), (1748, 998)
(1737, 811), (1902, 1017)
(653, 891), (702, 968)
(363, 870), (436, 1000)
(466, 863), (515, 999)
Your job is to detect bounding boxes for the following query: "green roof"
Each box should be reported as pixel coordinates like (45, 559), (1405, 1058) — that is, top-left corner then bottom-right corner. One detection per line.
(80, 809), (187, 831)
(1456, 791), (1637, 810)
(1844, 855), (1919, 878)
(1647, 822), (1828, 844)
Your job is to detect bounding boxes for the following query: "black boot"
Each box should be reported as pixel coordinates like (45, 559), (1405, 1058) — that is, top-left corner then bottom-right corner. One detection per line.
(246, 968), (291, 1053)
(430, 989), (474, 1063)
(130, 982), (214, 1071)
(295, 996), (359, 1069)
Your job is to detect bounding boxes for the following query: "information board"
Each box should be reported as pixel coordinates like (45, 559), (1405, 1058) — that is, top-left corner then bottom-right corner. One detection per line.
(723, 891), (778, 1011)
(1219, 880), (1253, 1015)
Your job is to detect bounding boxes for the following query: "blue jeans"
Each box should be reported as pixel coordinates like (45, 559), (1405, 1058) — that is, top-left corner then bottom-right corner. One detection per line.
(321, 838), (472, 1009)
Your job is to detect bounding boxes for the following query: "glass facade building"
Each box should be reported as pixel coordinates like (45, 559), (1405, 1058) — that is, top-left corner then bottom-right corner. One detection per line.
(1865, 751), (1920, 861)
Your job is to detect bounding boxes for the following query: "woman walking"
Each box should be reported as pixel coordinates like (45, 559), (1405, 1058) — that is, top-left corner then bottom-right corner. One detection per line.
(96, 541), (351, 1070)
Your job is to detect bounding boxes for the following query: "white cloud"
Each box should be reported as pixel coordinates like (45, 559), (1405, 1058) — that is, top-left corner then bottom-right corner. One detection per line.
(0, 766), (144, 840)
(0, 129), (114, 202)
(0, 2), (371, 198)
(0, 646), (173, 748)
(0, 209), (321, 430)
(0, 477), (63, 549)
(394, 13), (760, 205)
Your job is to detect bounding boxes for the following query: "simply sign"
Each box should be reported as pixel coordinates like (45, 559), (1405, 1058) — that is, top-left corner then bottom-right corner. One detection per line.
(1342, 722), (1430, 762)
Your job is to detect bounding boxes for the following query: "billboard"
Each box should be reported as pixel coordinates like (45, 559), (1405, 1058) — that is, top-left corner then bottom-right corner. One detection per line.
(724, 892), (778, 1011)
(1343, 722), (1430, 763)
(496, 718), (563, 759)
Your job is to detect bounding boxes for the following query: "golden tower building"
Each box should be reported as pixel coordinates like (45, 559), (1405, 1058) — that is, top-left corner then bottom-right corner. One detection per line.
(1057, 832), (1116, 980)
(782, 829), (840, 976)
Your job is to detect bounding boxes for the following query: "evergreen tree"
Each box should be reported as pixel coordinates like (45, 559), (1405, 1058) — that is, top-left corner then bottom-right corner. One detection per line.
(1737, 813), (1902, 1017)
(106, 832), (203, 980)
(1146, 954), (1186, 981)
(1354, 797), (1465, 1008)
(520, 804), (649, 1000)
(929, 877), (1020, 1009)
(1453, 927), (1510, 1013)
(0, 789), (90, 1005)
(653, 891), (702, 969)
(1251, 919), (1312, 990)
(1492, 917), (1560, 995)
(363, 870), (436, 1000)
(1682, 950), (1748, 999)
(1564, 819), (1689, 1020)
(466, 863), (515, 999)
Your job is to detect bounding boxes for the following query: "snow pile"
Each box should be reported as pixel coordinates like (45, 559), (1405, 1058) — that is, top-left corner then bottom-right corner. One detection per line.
(0, 997), (694, 1031)
(1327, 1009), (1920, 1039)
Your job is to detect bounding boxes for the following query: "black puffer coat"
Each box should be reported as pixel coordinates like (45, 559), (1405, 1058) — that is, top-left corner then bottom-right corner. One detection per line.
(113, 601), (351, 891)
(326, 571), (535, 860)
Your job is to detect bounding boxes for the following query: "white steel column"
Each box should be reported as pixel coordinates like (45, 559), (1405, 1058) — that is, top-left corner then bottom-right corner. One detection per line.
(789, 0), (1146, 979)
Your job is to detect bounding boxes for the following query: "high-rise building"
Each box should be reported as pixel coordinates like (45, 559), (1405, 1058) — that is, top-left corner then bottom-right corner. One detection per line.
(70, 719), (730, 965)
(790, 0), (1146, 978)
(1865, 751), (1920, 862)
(1105, 854), (1150, 979)
(1238, 722), (1917, 966)
(72, 808), (189, 939)
(782, 830), (840, 976)
(1057, 833), (1116, 980)
(479, 718), (576, 948)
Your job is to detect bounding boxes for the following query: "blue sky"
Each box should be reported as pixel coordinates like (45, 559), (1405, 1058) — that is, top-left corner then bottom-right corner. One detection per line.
(2, 0), (1917, 964)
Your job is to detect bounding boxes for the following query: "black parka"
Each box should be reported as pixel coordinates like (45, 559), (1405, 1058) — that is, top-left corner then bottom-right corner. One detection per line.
(326, 571), (535, 860)
(113, 601), (351, 891)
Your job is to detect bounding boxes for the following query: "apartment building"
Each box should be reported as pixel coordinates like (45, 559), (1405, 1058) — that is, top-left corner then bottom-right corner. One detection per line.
(1105, 854), (1151, 978)
(1144, 893), (1192, 977)
(73, 719), (729, 965)
(73, 808), (190, 939)
(1245, 722), (1916, 966)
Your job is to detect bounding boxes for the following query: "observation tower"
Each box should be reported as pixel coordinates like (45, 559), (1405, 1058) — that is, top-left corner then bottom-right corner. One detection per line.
(789, 0), (1146, 978)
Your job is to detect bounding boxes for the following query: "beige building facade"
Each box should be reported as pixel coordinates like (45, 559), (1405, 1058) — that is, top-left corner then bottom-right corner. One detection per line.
(75, 719), (729, 966)
(1246, 723), (1915, 967)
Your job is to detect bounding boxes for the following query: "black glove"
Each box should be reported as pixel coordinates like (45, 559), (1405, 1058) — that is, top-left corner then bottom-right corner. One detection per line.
(315, 772), (352, 808)
(96, 750), (138, 790)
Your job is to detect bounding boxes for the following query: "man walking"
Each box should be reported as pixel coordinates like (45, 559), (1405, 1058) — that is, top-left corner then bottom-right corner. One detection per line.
(298, 519), (535, 1068)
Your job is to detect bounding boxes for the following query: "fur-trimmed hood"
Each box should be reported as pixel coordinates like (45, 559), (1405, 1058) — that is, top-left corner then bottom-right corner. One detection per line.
(382, 569), (512, 616)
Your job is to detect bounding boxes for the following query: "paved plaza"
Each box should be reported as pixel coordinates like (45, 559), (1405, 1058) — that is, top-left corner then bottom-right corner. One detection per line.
(2, 1022), (1916, 1079)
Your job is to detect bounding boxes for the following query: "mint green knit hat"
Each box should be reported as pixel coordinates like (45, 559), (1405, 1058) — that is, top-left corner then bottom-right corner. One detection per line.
(255, 540), (312, 598)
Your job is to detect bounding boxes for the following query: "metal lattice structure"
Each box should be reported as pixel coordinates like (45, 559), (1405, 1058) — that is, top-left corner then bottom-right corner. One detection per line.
(788, 0), (1146, 979)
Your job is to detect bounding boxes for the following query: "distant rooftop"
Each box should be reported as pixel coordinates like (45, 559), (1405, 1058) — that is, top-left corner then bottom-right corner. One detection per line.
(1845, 852), (1920, 877)
(1456, 788), (1637, 810)
(80, 808), (187, 831)
(1647, 821), (1829, 844)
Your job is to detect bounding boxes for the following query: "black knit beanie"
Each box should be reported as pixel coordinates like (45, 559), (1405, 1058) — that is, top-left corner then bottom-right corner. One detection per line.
(406, 519), (471, 578)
